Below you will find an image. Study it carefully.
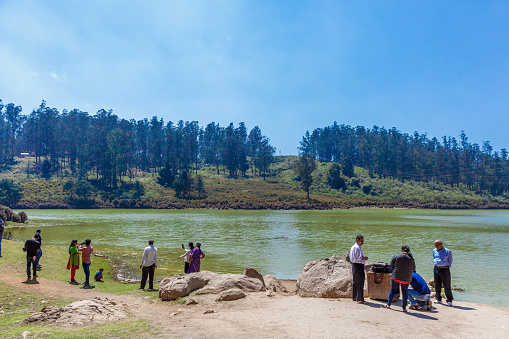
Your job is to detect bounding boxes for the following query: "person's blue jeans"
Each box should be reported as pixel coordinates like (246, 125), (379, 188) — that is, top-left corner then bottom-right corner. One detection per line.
(26, 256), (36, 278)
(407, 289), (430, 307)
(35, 248), (42, 266)
(387, 280), (409, 309)
(82, 262), (91, 284)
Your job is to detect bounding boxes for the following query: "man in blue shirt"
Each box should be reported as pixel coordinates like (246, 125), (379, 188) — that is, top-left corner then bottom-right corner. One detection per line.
(408, 272), (431, 310)
(433, 239), (453, 306)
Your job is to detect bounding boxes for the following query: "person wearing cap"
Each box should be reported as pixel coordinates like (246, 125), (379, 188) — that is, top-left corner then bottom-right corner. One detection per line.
(35, 229), (42, 268)
(433, 239), (454, 306)
(350, 235), (368, 303)
(0, 219), (4, 257)
(139, 240), (157, 290)
(23, 234), (41, 283)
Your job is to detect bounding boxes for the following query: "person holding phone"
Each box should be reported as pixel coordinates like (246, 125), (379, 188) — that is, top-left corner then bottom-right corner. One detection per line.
(177, 242), (192, 273)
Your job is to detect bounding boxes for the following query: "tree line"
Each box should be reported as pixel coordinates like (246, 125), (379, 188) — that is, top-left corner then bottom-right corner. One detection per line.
(299, 122), (509, 195)
(0, 99), (276, 190)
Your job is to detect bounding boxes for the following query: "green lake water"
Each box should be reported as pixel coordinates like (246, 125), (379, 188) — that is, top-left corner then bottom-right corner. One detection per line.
(8, 209), (509, 307)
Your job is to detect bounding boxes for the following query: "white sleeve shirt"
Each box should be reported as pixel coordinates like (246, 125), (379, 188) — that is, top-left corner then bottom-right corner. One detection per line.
(141, 245), (158, 267)
(350, 243), (365, 264)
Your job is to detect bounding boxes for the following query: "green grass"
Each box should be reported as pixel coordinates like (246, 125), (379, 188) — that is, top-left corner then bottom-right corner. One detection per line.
(0, 239), (163, 338)
(5, 155), (509, 208)
(0, 239), (159, 295)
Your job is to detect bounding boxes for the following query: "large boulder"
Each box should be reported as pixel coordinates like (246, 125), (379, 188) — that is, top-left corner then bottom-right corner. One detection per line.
(196, 273), (265, 295)
(159, 271), (218, 301)
(296, 254), (354, 298)
(215, 288), (247, 302)
(22, 298), (125, 326)
(264, 275), (288, 293)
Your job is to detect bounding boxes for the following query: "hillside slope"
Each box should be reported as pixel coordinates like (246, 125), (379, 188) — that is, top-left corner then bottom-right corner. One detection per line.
(2, 156), (509, 209)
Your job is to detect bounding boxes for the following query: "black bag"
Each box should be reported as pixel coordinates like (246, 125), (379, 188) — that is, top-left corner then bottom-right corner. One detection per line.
(371, 261), (390, 274)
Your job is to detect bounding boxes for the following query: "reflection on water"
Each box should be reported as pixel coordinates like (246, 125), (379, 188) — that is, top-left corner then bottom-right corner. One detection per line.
(9, 208), (509, 306)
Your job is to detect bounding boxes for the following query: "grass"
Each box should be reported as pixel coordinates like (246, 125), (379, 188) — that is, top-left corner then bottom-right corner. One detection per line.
(5, 155), (509, 208)
(0, 239), (163, 338)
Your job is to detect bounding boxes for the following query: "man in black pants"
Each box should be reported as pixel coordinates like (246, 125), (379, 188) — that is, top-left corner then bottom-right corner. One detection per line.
(24, 234), (41, 283)
(350, 235), (368, 303)
(433, 239), (454, 306)
(139, 240), (158, 290)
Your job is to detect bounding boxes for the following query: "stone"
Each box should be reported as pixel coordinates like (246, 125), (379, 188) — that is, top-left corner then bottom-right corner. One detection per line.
(186, 298), (198, 305)
(429, 279), (435, 288)
(204, 309), (215, 314)
(296, 254), (354, 298)
(263, 275), (288, 293)
(22, 298), (125, 326)
(243, 267), (265, 288)
(159, 271), (218, 301)
(21, 331), (30, 339)
(215, 288), (247, 302)
(196, 273), (265, 295)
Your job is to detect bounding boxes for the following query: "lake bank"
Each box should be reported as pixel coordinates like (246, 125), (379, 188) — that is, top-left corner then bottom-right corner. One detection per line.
(6, 208), (509, 307)
(1, 241), (507, 339)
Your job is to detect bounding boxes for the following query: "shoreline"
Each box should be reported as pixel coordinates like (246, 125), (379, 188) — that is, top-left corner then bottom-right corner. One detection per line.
(11, 201), (509, 210)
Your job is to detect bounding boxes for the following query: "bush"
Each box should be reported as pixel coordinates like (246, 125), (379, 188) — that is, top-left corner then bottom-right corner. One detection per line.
(0, 179), (23, 205)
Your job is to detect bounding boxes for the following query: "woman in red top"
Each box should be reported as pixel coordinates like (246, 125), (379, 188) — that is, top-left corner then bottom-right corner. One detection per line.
(78, 239), (93, 286)
(386, 245), (416, 312)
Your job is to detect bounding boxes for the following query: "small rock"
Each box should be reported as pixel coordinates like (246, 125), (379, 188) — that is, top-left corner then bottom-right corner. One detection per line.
(0, 310), (4, 314)
(21, 331), (30, 339)
(266, 290), (274, 298)
(204, 309), (215, 314)
(186, 298), (198, 305)
(428, 279), (435, 288)
(215, 288), (247, 302)
(430, 292), (436, 298)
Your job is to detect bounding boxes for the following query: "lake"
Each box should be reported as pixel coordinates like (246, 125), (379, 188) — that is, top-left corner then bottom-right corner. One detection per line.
(8, 208), (509, 307)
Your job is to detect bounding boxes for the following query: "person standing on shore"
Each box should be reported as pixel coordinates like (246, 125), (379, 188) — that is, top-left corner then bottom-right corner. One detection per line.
(139, 240), (157, 290)
(23, 234), (40, 283)
(35, 229), (43, 268)
(67, 239), (80, 284)
(433, 239), (454, 306)
(187, 242), (203, 274)
(78, 239), (93, 286)
(386, 245), (416, 312)
(0, 219), (4, 257)
(177, 243), (192, 274)
(350, 235), (368, 304)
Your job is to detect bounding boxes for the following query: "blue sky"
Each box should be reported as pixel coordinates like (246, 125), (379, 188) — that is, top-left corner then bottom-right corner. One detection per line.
(1, 1), (508, 155)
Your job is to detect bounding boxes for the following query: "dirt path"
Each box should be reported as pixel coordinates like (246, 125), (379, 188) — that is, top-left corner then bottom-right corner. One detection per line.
(1, 265), (508, 339)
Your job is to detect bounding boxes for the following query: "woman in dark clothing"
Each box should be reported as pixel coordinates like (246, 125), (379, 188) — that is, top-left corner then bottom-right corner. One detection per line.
(386, 245), (416, 312)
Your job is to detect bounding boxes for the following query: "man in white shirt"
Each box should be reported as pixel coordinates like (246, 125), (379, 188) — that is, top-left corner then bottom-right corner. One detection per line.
(139, 240), (157, 290)
(350, 235), (368, 303)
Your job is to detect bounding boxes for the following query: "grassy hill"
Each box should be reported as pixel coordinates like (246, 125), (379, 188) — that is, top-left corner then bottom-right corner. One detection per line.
(2, 156), (509, 209)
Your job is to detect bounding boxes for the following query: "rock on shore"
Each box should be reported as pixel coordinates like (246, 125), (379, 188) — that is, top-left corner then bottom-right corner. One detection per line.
(296, 254), (355, 298)
(159, 269), (267, 301)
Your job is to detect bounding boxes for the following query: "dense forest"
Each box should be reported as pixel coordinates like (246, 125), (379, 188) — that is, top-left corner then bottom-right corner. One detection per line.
(0, 99), (276, 187)
(300, 122), (509, 195)
(1, 98), (509, 209)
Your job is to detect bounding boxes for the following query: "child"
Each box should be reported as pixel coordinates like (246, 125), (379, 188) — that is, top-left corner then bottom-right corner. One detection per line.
(94, 268), (104, 281)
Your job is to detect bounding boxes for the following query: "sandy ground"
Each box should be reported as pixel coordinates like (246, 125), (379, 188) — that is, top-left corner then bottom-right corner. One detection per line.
(1, 266), (508, 339)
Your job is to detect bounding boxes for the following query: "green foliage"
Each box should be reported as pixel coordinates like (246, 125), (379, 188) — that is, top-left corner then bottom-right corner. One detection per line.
(328, 163), (347, 191)
(173, 170), (193, 199)
(342, 156), (354, 177)
(41, 159), (52, 179)
(157, 162), (175, 188)
(293, 154), (317, 199)
(63, 179), (95, 202)
(0, 179), (23, 205)
(362, 184), (372, 195)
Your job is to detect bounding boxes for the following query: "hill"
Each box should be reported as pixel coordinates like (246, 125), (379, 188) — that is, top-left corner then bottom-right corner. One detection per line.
(2, 156), (509, 209)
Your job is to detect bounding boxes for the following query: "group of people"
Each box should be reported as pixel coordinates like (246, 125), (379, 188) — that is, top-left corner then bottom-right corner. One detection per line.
(67, 239), (103, 286)
(350, 235), (454, 312)
(138, 240), (205, 290)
